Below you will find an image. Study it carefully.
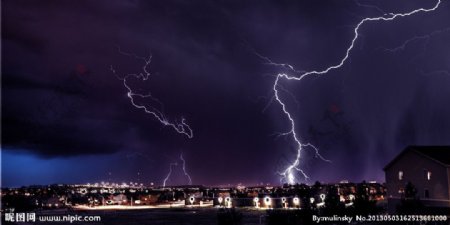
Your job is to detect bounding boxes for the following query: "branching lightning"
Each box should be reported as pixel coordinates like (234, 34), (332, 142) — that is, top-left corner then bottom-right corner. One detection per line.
(180, 153), (193, 185)
(163, 162), (178, 187)
(110, 47), (193, 138)
(354, 0), (387, 15)
(381, 27), (450, 53)
(270, 0), (443, 184)
(161, 153), (193, 187)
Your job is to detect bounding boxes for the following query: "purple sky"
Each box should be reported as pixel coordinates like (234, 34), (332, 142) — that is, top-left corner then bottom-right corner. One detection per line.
(2, 0), (450, 187)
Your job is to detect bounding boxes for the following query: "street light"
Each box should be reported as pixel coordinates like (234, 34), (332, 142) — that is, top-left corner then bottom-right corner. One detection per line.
(253, 197), (260, 208)
(349, 194), (355, 201)
(225, 197), (232, 208)
(320, 194), (326, 201)
(264, 197), (271, 208)
(281, 197), (287, 208)
(293, 197), (300, 208)
(315, 194), (326, 207)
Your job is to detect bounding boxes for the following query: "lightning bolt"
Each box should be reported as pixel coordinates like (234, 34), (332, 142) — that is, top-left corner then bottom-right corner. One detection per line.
(110, 46), (193, 138)
(381, 27), (450, 53)
(270, 0), (443, 184)
(162, 162), (178, 187)
(354, 0), (387, 15)
(180, 153), (193, 185)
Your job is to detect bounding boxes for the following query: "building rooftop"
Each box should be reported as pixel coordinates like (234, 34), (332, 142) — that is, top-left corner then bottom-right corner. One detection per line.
(384, 146), (450, 170)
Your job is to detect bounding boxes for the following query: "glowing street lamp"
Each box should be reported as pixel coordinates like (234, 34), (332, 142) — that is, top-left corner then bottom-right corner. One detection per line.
(281, 197), (287, 208)
(349, 194), (355, 201)
(264, 196), (272, 208)
(317, 194), (326, 207)
(253, 197), (260, 208)
(293, 197), (300, 208)
(225, 197), (232, 208)
(79, 188), (87, 195)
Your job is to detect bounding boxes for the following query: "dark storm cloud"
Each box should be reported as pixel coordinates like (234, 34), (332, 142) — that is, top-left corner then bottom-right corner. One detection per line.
(2, 23), (47, 54)
(3, 73), (86, 96)
(2, 0), (450, 185)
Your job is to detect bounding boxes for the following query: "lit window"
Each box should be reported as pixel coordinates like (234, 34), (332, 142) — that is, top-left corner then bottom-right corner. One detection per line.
(423, 170), (432, 180)
(398, 171), (403, 180)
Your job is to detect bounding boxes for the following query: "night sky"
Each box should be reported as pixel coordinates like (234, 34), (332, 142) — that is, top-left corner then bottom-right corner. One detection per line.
(2, 0), (450, 187)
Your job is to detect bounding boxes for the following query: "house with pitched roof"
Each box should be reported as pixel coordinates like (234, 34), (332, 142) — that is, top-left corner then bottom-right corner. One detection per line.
(384, 146), (450, 213)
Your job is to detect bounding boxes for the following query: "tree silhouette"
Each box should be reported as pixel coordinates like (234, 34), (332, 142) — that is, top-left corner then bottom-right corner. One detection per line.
(396, 182), (424, 214)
